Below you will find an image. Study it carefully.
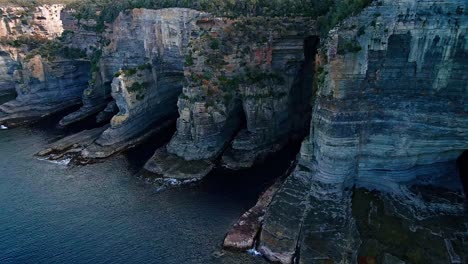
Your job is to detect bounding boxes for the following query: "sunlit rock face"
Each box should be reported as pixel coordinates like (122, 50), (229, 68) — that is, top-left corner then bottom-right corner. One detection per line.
(93, 8), (206, 146)
(0, 5), (64, 39)
(260, 0), (468, 263)
(0, 5), (65, 97)
(0, 4), (92, 126)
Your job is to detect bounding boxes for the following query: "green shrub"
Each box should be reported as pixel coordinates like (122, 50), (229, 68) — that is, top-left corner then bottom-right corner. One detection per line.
(210, 39), (220, 50)
(137, 63), (152, 70)
(337, 38), (362, 55)
(185, 55), (194, 66)
(127, 81), (148, 93)
(122, 68), (137, 76)
(61, 0), (374, 33)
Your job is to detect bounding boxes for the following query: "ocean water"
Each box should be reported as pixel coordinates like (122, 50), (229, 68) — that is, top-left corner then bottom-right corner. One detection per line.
(2, 109), (465, 264)
(0, 124), (270, 264)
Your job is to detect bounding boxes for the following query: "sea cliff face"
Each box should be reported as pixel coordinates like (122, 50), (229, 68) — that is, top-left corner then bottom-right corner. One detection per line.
(77, 8), (207, 159)
(0, 5), (64, 97)
(0, 4), (91, 126)
(145, 16), (319, 179)
(259, 0), (468, 263)
(95, 8), (205, 145)
(0, 1), (467, 264)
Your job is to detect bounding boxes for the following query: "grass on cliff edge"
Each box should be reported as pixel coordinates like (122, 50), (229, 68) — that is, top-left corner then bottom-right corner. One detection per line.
(0, 0), (372, 34)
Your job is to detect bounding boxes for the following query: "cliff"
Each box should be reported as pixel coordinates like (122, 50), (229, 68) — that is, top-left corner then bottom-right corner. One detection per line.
(0, 5), (64, 96)
(258, 0), (468, 263)
(0, 49), (17, 96)
(1, 2), (466, 263)
(0, 55), (90, 126)
(0, 4), (92, 126)
(79, 8), (207, 159)
(145, 16), (319, 179)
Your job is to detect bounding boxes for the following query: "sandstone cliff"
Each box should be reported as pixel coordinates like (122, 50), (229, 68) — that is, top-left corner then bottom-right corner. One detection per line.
(0, 4), (92, 126)
(80, 8), (207, 158)
(145, 16), (319, 179)
(258, 0), (468, 263)
(0, 5), (64, 97)
(1, 2), (466, 263)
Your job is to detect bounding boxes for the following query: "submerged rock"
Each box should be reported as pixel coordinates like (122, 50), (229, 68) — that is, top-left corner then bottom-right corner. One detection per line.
(144, 146), (214, 180)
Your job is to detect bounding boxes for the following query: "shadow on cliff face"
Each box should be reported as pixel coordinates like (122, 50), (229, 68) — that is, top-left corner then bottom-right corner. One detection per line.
(201, 139), (303, 204)
(0, 92), (17, 105)
(288, 36), (319, 137)
(458, 150), (468, 202)
(124, 123), (177, 172)
(200, 36), (320, 203)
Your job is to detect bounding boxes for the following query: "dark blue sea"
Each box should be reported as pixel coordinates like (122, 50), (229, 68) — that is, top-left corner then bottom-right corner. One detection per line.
(0, 121), (272, 264)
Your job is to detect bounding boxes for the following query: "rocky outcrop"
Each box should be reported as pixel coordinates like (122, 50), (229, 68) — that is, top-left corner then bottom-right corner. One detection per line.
(0, 5), (64, 39)
(0, 54), (90, 126)
(259, 0), (468, 263)
(80, 8), (207, 159)
(0, 5), (65, 97)
(57, 9), (107, 127)
(146, 16), (318, 179)
(0, 4), (92, 126)
(223, 160), (296, 251)
(36, 125), (109, 161)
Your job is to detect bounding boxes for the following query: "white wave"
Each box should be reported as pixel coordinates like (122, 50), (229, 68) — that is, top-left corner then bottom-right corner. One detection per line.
(247, 248), (262, 257)
(37, 157), (72, 166)
(0, 125), (8, 130)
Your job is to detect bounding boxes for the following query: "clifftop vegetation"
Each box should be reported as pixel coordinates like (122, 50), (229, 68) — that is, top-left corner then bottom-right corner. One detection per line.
(0, 0), (372, 34)
(0, 0), (76, 7)
(69, 0), (372, 33)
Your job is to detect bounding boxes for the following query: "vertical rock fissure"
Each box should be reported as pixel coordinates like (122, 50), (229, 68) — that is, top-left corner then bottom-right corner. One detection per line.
(458, 150), (468, 202)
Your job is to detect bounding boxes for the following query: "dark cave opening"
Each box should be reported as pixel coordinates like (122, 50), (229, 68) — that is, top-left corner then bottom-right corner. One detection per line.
(202, 36), (321, 203)
(0, 92), (17, 105)
(304, 36), (320, 61)
(457, 150), (468, 201)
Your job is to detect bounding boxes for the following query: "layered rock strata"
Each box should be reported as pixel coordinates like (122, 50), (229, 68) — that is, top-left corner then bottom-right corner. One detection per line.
(223, 160), (297, 251)
(36, 125), (109, 161)
(81, 8), (207, 159)
(0, 4), (92, 126)
(58, 9), (106, 127)
(146, 16), (319, 179)
(259, 0), (468, 263)
(0, 55), (90, 126)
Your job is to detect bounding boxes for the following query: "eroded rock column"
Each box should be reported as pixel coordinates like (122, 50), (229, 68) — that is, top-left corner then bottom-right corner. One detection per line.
(81, 8), (207, 159)
(146, 17), (319, 180)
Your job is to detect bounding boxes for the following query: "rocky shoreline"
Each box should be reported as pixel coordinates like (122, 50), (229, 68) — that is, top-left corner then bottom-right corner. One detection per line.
(0, 0), (467, 263)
